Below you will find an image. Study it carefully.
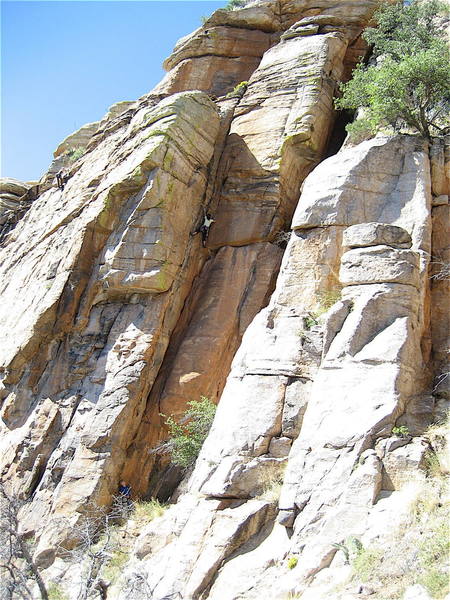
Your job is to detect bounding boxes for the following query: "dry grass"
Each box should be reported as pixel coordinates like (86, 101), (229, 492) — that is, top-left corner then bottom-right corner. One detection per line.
(346, 412), (450, 599)
(132, 499), (166, 524)
(424, 412), (450, 476)
(259, 480), (283, 503)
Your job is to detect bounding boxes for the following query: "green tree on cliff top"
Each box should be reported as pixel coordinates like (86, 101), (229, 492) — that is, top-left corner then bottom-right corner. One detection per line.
(336, 0), (450, 141)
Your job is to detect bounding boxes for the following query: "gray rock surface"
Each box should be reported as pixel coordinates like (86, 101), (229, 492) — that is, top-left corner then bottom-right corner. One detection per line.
(343, 222), (412, 248)
(0, 1), (446, 598)
(339, 245), (420, 287)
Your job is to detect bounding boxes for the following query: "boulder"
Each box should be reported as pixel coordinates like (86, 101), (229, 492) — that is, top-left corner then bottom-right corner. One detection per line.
(339, 245), (420, 288)
(0, 177), (30, 197)
(292, 136), (432, 253)
(53, 121), (100, 158)
(343, 222), (412, 249)
(154, 23), (272, 97)
(269, 436), (292, 457)
(0, 178), (31, 225)
(378, 437), (429, 491)
(403, 584), (432, 600)
(432, 194), (448, 206)
(163, 26), (272, 72)
(281, 24), (320, 39)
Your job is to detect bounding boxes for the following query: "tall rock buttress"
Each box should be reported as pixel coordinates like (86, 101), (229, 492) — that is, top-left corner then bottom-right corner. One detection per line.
(0, 1), (448, 598)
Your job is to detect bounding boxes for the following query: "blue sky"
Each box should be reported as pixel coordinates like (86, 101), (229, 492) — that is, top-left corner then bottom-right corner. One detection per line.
(1, 0), (224, 181)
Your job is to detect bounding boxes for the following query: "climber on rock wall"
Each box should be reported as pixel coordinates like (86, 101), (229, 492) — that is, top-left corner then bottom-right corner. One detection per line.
(118, 480), (132, 502)
(191, 212), (215, 247)
(56, 169), (69, 191)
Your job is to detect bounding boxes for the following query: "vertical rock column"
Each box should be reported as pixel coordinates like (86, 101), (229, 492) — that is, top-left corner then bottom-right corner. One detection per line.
(0, 92), (221, 564)
(429, 138), (449, 414)
(278, 223), (424, 579)
(126, 29), (351, 497)
(127, 135), (433, 599)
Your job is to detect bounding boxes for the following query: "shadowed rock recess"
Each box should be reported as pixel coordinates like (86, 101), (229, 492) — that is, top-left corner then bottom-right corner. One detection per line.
(0, 1), (448, 599)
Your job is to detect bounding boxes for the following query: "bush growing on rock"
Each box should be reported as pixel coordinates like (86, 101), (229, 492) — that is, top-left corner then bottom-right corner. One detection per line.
(336, 0), (450, 140)
(65, 147), (85, 163)
(132, 498), (166, 525)
(224, 0), (248, 11)
(163, 396), (216, 468)
(226, 80), (249, 98)
(47, 583), (68, 600)
(392, 425), (410, 438)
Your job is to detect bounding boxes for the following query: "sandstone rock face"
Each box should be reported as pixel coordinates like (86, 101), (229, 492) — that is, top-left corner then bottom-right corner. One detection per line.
(124, 1), (377, 496)
(339, 245), (420, 287)
(154, 0), (376, 98)
(1, 0), (371, 557)
(53, 102), (133, 159)
(208, 31), (347, 247)
(0, 178), (30, 224)
(0, 91), (221, 562)
(431, 202), (449, 403)
(0, 1), (446, 598)
(343, 222), (412, 249)
(292, 136), (431, 251)
(0, 0), (375, 565)
(154, 24), (273, 97)
(122, 135), (435, 599)
(0, 178), (39, 245)
(376, 436), (428, 491)
(132, 496), (275, 600)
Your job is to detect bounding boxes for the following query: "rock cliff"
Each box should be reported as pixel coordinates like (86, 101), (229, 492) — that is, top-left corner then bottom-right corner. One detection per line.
(0, 1), (448, 599)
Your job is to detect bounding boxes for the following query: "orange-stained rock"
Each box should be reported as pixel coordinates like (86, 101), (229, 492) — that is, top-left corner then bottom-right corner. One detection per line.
(208, 32), (348, 248)
(154, 54), (265, 98)
(126, 242), (283, 497)
(163, 26), (273, 72)
(157, 243), (283, 418)
(431, 203), (450, 402)
(153, 0), (377, 99)
(0, 92), (221, 560)
(154, 25), (273, 97)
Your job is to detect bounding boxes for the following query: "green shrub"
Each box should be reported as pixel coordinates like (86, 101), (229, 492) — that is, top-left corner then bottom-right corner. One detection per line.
(226, 80), (249, 98)
(163, 396), (216, 468)
(224, 0), (247, 11)
(419, 568), (449, 598)
(392, 425), (410, 438)
(303, 315), (318, 330)
(424, 450), (442, 478)
(345, 118), (375, 145)
(65, 147), (85, 163)
(333, 536), (363, 564)
(256, 472), (284, 503)
(318, 289), (341, 311)
(310, 288), (341, 320)
(336, 0), (450, 140)
(101, 548), (130, 583)
(287, 556), (298, 569)
(352, 547), (383, 582)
